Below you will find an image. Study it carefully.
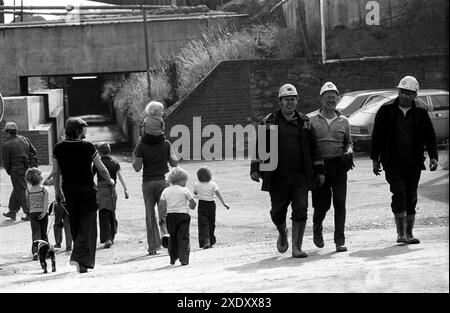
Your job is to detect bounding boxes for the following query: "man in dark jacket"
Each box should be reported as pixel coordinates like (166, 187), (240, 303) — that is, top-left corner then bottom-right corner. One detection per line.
(250, 83), (325, 258)
(2, 122), (37, 221)
(371, 76), (438, 245)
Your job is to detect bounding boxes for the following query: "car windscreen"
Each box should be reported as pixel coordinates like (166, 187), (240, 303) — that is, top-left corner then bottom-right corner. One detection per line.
(362, 97), (393, 113)
(335, 95), (356, 110)
(363, 95), (390, 107)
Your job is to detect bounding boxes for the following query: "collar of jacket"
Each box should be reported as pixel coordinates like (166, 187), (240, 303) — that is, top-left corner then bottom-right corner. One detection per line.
(386, 97), (422, 111)
(263, 109), (310, 125)
(317, 108), (343, 118)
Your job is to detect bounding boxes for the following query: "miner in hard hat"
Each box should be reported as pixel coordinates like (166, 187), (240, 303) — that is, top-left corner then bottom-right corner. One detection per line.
(309, 82), (353, 252)
(371, 75), (438, 245)
(2, 121), (38, 221)
(250, 83), (325, 258)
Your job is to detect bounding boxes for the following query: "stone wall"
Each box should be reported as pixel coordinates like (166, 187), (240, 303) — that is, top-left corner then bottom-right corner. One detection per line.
(165, 55), (448, 159)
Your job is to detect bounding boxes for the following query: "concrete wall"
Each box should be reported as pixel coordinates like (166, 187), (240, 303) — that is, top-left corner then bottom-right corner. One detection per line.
(1, 96), (46, 130)
(0, 14), (245, 96)
(165, 55), (448, 159)
(0, 91), (65, 166)
(283, 0), (449, 59)
(30, 89), (65, 141)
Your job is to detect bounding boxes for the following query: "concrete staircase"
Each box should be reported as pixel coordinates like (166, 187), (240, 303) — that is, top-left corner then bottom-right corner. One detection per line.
(80, 115), (128, 148)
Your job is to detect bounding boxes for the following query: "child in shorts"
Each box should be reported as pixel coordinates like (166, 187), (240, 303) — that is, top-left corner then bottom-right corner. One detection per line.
(159, 167), (196, 265)
(193, 167), (230, 249)
(25, 167), (50, 260)
(93, 142), (129, 249)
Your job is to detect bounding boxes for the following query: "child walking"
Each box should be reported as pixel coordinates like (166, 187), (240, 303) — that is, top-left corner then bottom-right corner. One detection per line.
(44, 174), (72, 251)
(141, 101), (165, 144)
(93, 143), (129, 249)
(25, 167), (50, 260)
(159, 167), (196, 265)
(193, 167), (230, 249)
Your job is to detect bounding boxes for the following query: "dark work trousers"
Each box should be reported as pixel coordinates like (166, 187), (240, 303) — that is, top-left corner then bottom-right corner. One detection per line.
(9, 169), (30, 214)
(385, 165), (422, 215)
(53, 203), (72, 249)
(269, 173), (308, 226)
(166, 213), (191, 264)
(99, 209), (118, 243)
(312, 157), (348, 246)
(30, 213), (48, 254)
(63, 185), (98, 269)
(197, 200), (216, 248)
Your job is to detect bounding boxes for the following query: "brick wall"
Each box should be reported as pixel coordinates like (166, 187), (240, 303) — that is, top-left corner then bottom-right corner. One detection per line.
(0, 120), (54, 166)
(165, 55), (448, 159)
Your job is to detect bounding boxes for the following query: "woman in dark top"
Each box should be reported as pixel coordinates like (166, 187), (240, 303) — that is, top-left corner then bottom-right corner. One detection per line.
(52, 117), (114, 273)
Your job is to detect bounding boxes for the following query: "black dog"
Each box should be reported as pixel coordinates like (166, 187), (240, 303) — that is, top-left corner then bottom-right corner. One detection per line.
(32, 240), (56, 274)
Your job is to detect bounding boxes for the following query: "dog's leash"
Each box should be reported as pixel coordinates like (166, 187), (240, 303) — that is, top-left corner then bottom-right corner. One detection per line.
(46, 201), (69, 236)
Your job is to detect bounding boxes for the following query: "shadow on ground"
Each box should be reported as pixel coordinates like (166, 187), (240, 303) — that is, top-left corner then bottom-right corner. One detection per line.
(349, 244), (421, 261)
(225, 250), (339, 274)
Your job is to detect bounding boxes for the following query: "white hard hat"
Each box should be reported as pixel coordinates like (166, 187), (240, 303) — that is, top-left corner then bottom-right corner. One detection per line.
(396, 76), (419, 93)
(320, 82), (339, 96)
(278, 84), (298, 98)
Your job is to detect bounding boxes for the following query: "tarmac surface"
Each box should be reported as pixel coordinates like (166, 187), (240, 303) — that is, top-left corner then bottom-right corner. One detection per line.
(0, 151), (448, 293)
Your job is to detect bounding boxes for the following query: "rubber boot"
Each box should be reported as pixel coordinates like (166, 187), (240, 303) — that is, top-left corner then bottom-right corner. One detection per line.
(394, 212), (407, 243)
(313, 223), (324, 248)
(406, 214), (420, 244)
(292, 221), (308, 258)
(275, 222), (288, 253)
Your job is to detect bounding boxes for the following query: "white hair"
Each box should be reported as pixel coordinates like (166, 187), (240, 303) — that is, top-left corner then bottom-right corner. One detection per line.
(168, 167), (189, 185)
(144, 101), (164, 116)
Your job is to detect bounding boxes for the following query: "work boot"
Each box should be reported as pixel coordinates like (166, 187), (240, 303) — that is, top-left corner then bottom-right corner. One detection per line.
(313, 223), (324, 248)
(291, 221), (308, 258)
(394, 212), (407, 244)
(275, 222), (289, 253)
(3, 211), (16, 221)
(21, 214), (30, 221)
(161, 235), (169, 249)
(335, 244), (348, 252)
(104, 240), (112, 249)
(406, 214), (420, 244)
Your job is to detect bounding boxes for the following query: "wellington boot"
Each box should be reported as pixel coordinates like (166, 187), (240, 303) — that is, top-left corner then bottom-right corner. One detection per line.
(292, 221), (308, 258)
(313, 223), (324, 248)
(406, 215), (420, 244)
(275, 222), (288, 253)
(394, 212), (407, 244)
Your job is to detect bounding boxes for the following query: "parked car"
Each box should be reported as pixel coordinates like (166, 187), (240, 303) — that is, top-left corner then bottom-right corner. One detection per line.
(349, 89), (449, 151)
(307, 89), (397, 117)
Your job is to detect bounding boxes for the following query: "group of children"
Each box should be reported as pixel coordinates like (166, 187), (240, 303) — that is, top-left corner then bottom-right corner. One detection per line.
(24, 100), (230, 266)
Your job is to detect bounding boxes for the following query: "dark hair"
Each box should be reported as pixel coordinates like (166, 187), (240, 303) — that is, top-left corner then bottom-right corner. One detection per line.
(65, 117), (87, 140)
(197, 167), (212, 183)
(97, 142), (111, 155)
(25, 167), (43, 186)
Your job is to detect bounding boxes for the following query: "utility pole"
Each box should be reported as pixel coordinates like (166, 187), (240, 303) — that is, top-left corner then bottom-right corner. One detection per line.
(141, 2), (151, 98)
(0, 0), (4, 24)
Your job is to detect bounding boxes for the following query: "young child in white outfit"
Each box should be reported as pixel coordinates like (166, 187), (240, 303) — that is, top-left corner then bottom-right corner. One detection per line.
(141, 101), (165, 144)
(159, 167), (196, 265)
(194, 167), (229, 249)
(25, 167), (50, 260)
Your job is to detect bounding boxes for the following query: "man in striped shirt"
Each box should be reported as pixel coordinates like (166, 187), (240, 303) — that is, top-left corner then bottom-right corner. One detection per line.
(309, 82), (353, 252)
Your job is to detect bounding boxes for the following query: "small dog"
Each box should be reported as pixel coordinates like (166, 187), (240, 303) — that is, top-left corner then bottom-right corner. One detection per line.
(32, 239), (56, 274)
